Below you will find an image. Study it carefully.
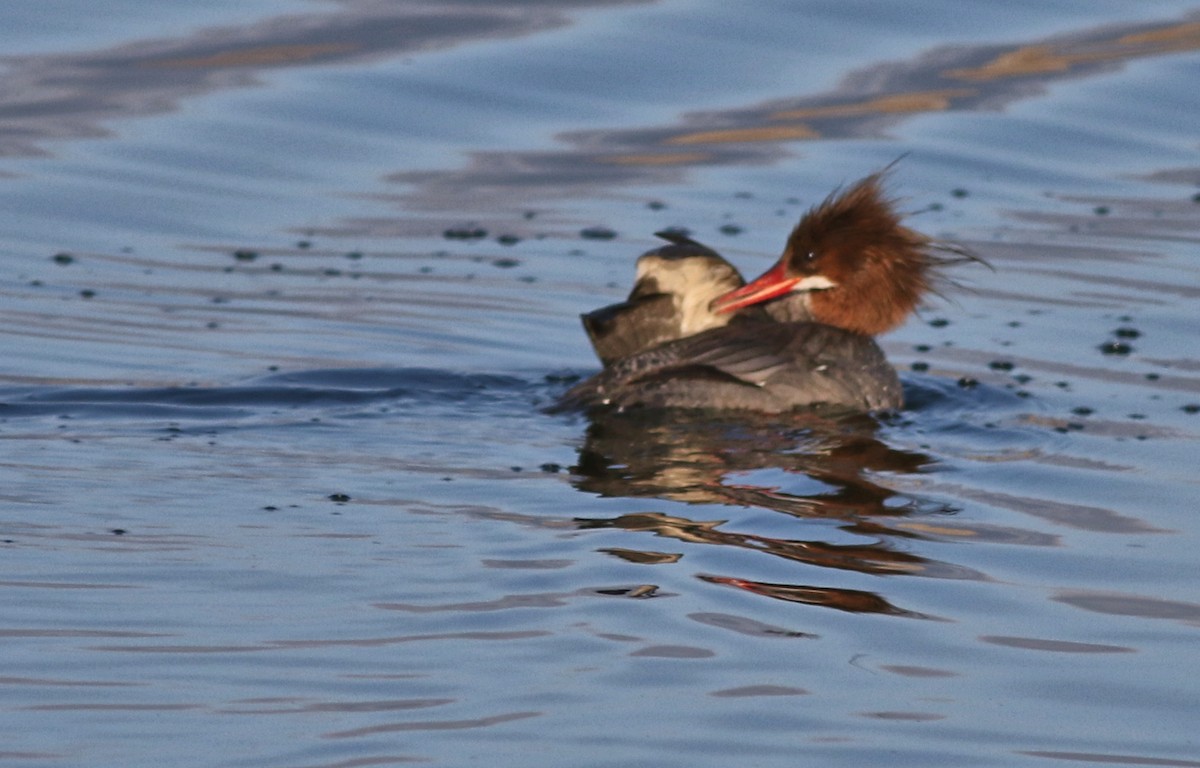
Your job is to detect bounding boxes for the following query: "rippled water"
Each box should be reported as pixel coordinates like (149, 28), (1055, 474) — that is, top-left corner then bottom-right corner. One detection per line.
(3, 1), (1200, 766)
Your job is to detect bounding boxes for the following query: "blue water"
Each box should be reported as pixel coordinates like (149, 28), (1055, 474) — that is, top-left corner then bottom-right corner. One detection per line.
(2, 2), (1200, 766)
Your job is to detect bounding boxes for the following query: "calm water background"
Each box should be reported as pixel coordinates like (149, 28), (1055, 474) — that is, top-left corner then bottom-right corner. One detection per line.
(2, 1), (1200, 766)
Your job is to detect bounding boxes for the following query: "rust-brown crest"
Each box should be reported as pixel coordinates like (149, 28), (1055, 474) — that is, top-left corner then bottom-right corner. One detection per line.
(787, 171), (981, 335)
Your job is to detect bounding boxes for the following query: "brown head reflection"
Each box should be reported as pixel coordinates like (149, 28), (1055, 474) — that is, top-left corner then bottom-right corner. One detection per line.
(699, 575), (938, 619)
(569, 408), (989, 615)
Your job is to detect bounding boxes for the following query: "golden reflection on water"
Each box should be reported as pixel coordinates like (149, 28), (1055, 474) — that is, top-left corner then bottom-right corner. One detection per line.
(770, 90), (975, 120)
(5, 5), (1200, 202)
(666, 124), (822, 146)
(602, 151), (711, 165)
(613, 17), (1200, 168)
(948, 21), (1200, 81)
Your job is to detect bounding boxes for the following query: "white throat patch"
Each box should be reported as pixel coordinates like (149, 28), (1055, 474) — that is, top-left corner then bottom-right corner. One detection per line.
(791, 274), (836, 292)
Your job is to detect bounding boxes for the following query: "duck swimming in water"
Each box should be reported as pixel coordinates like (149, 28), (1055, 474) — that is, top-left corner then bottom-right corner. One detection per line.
(581, 231), (768, 365)
(557, 171), (980, 414)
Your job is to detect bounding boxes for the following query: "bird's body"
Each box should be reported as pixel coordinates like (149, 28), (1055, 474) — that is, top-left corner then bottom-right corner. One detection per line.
(561, 318), (900, 413)
(559, 171), (980, 414)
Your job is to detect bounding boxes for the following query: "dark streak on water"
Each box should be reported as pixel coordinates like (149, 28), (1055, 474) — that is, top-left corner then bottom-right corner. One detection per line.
(0, 369), (530, 420)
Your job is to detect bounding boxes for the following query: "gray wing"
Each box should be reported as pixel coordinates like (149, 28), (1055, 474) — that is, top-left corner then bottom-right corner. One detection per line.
(582, 294), (680, 366)
(558, 322), (902, 413)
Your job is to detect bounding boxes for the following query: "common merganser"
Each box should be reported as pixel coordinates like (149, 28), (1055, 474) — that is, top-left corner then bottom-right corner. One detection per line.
(557, 172), (980, 413)
(581, 231), (769, 365)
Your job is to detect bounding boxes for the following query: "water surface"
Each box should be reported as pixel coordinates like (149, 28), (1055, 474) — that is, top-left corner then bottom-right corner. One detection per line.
(2, 2), (1200, 766)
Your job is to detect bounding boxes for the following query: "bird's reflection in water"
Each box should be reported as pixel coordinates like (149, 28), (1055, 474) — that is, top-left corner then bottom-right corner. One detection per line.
(573, 407), (930, 517)
(570, 407), (986, 617)
(699, 575), (936, 619)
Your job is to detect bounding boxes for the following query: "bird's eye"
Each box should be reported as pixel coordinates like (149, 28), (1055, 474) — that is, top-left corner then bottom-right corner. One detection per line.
(789, 246), (819, 271)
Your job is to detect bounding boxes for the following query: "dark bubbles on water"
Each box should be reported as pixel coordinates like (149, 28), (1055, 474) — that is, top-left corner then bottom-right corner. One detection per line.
(1099, 341), (1134, 355)
(579, 226), (617, 240)
(444, 226), (488, 240)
